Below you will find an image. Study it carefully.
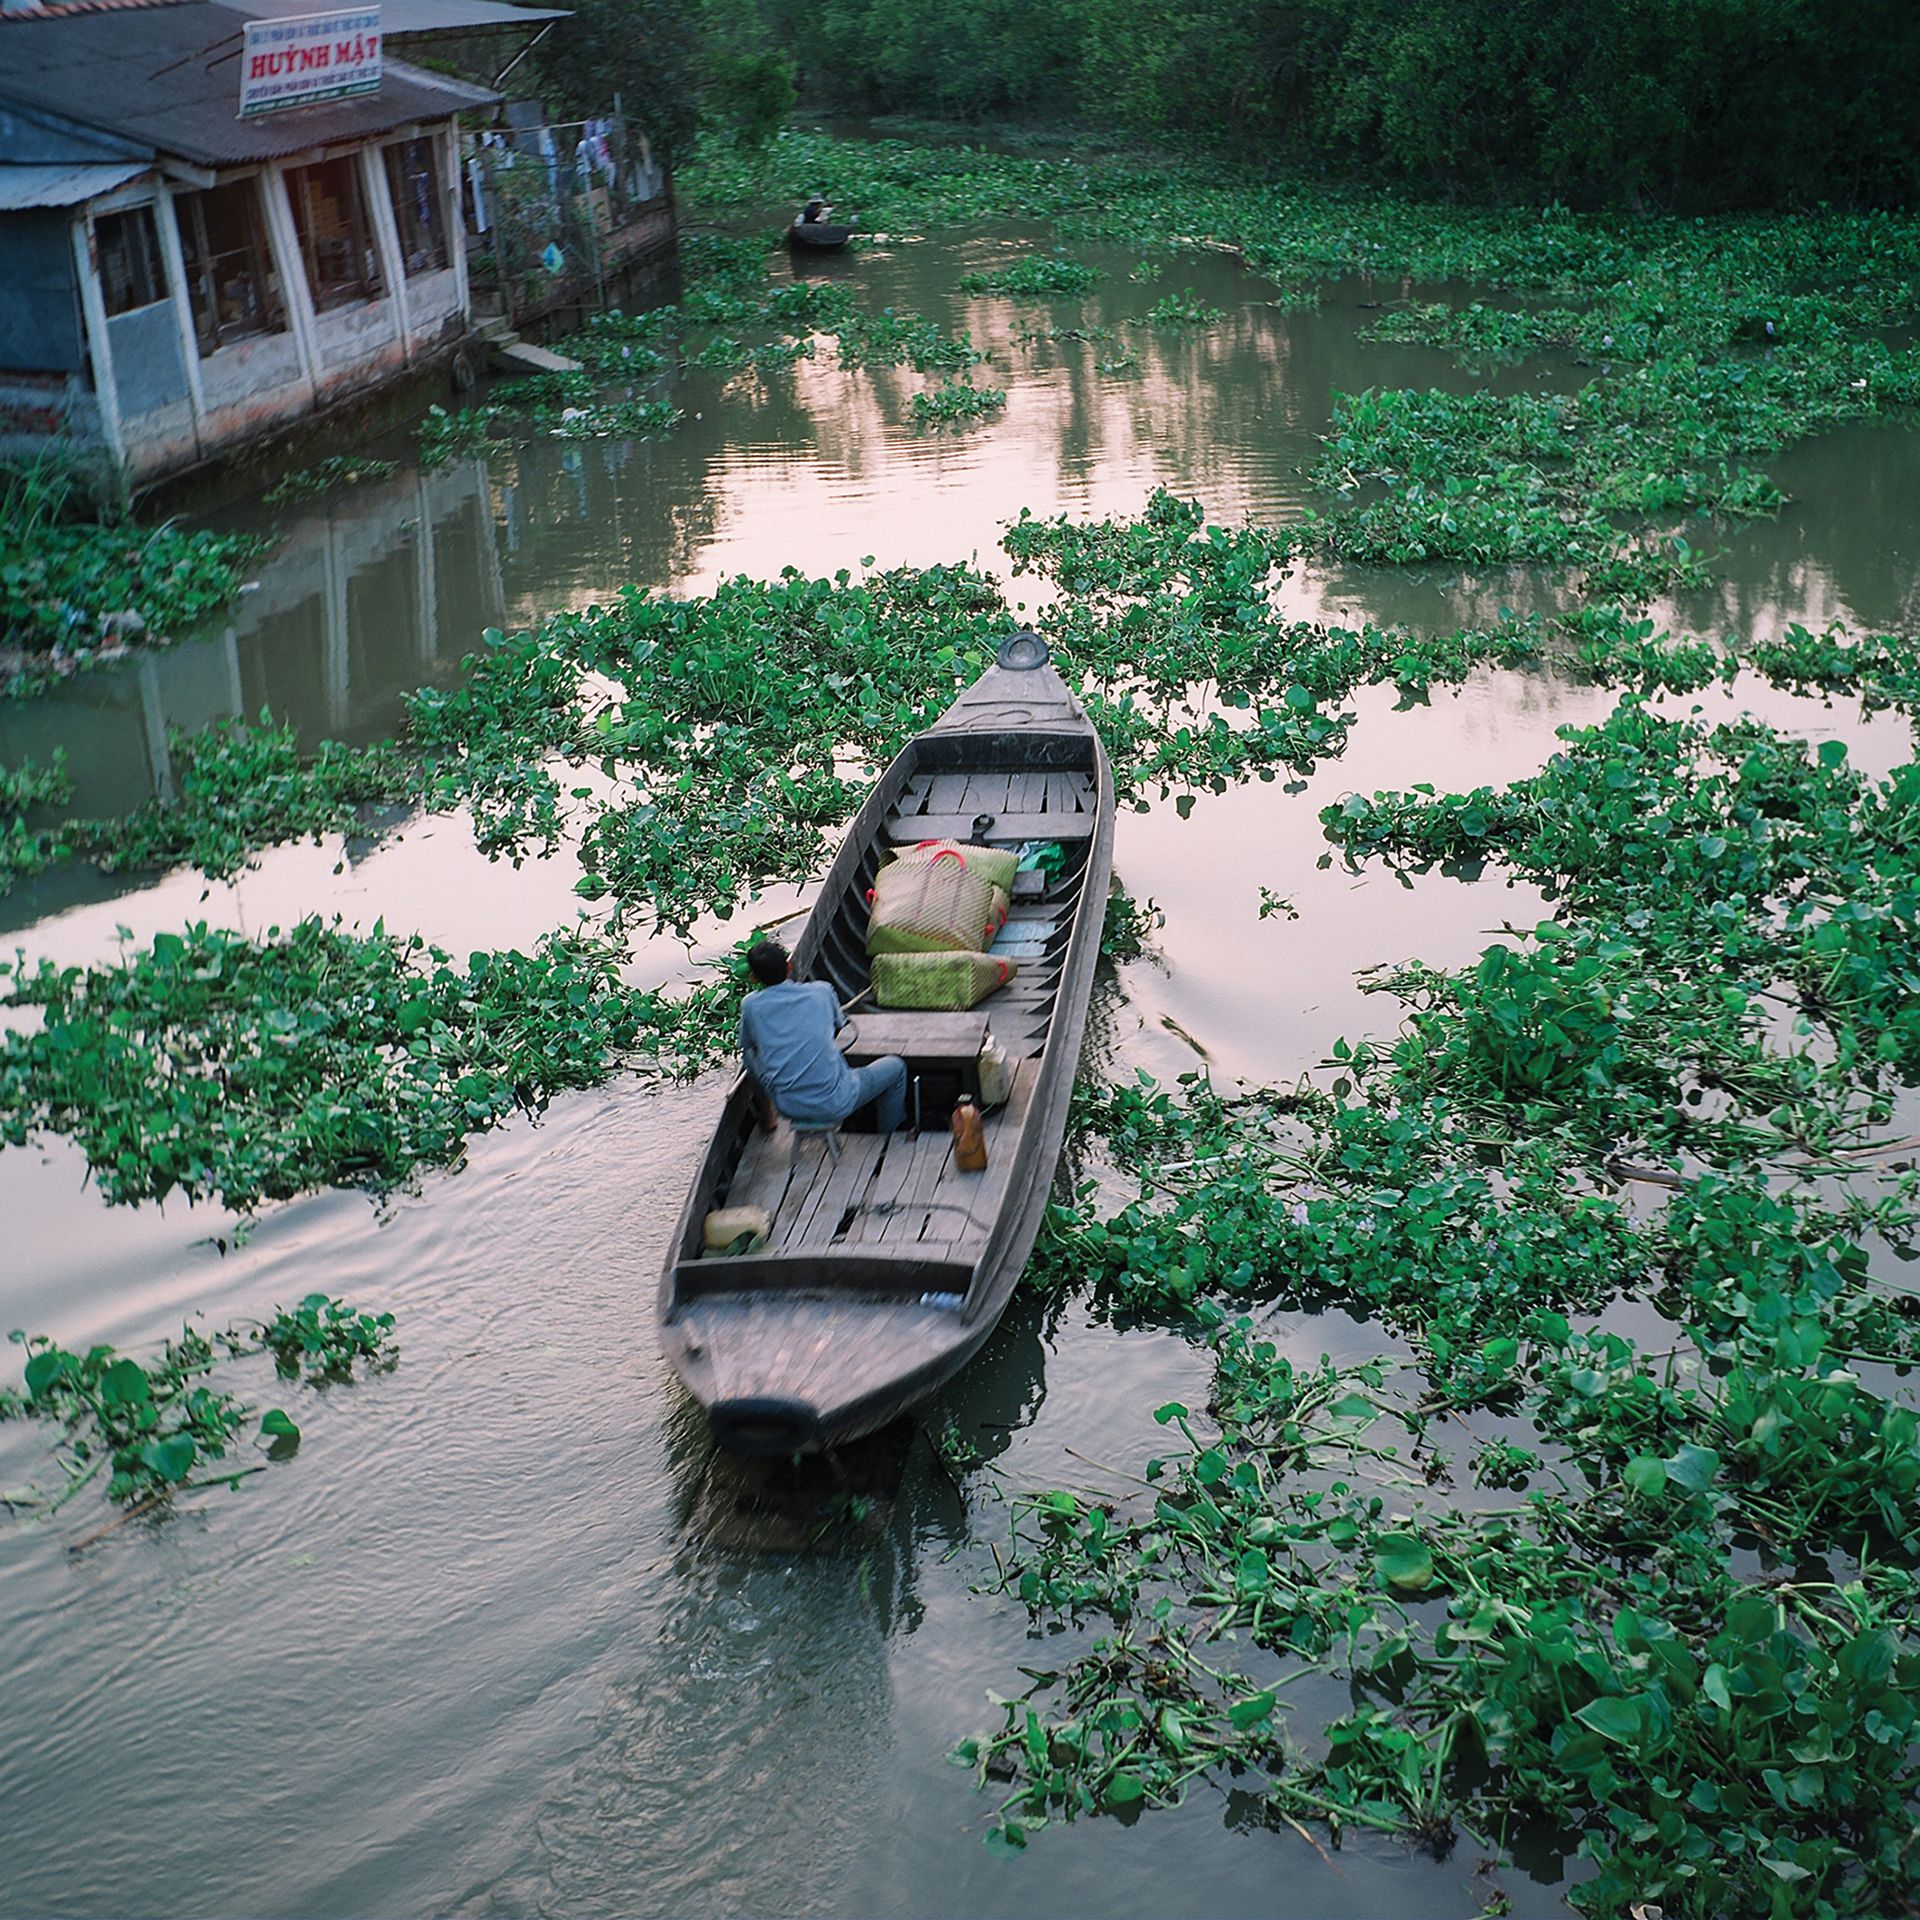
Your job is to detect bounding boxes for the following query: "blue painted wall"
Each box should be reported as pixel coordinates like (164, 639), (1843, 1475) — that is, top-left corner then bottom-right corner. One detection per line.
(0, 210), (85, 373)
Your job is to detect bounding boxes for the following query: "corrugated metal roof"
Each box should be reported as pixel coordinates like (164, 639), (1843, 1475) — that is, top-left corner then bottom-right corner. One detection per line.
(237, 0), (567, 33)
(0, 1), (498, 167)
(0, 158), (150, 206)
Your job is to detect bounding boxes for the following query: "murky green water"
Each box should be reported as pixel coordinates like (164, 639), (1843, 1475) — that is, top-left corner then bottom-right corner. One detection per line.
(3, 222), (1917, 1919)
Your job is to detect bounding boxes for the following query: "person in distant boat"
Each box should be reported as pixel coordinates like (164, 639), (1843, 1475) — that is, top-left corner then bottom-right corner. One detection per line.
(800, 195), (831, 225)
(740, 940), (906, 1134)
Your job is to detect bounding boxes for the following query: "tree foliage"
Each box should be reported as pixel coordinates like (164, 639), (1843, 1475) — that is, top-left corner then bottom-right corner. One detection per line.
(744, 0), (1920, 207)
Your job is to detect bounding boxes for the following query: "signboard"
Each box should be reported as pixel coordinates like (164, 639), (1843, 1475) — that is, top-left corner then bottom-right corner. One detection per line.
(240, 9), (382, 118)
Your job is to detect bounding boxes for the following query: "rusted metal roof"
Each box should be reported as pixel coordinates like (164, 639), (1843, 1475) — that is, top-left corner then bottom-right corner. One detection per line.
(0, 0), (498, 166)
(0, 158), (150, 206)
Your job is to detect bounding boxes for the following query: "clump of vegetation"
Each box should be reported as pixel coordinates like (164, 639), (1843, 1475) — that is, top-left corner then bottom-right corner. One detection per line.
(837, 308), (984, 373)
(0, 716), (411, 894)
(0, 919), (734, 1210)
(1143, 290), (1226, 328)
(262, 455), (399, 505)
(417, 404), (504, 467)
(963, 591), (1920, 1907)
(0, 455), (258, 684)
(257, 1294), (397, 1384)
(909, 378), (1007, 429)
(3, 1294), (390, 1519)
(958, 253), (1101, 298)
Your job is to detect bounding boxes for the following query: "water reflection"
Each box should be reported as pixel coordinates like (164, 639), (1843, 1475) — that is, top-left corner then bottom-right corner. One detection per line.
(0, 460), (504, 823)
(6, 234), (1916, 807)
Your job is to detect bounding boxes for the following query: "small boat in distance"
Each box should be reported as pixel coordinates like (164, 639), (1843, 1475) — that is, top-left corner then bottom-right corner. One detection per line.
(788, 211), (856, 251)
(658, 634), (1116, 1456)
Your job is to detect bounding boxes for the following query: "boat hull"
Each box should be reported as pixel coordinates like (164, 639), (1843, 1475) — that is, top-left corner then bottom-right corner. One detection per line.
(788, 221), (855, 250)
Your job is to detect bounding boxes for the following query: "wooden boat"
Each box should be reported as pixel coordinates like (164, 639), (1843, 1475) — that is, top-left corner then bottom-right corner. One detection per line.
(658, 633), (1115, 1455)
(788, 217), (856, 251)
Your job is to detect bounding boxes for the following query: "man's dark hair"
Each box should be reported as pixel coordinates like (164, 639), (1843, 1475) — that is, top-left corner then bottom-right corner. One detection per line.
(747, 940), (790, 986)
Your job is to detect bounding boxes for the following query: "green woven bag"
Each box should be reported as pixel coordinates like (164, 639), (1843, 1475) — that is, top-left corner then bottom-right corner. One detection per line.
(871, 950), (1017, 1010)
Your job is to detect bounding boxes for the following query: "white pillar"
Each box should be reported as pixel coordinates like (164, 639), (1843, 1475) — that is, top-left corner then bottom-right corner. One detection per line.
(150, 181), (209, 450)
(443, 123), (469, 318)
(69, 211), (128, 493)
(260, 162), (323, 402)
(361, 142), (410, 355)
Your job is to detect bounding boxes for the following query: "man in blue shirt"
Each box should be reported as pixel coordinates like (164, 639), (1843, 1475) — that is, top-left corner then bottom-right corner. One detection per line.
(739, 941), (907, 1134)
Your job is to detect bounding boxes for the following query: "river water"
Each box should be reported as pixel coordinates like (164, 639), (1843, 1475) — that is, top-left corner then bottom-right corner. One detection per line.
(3, 220), (1917, 1919)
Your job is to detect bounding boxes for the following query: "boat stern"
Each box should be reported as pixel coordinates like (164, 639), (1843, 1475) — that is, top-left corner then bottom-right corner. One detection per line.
(663, 1268), (984, 1455)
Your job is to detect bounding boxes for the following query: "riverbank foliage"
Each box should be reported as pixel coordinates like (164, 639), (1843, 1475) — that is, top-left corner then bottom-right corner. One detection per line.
(720, 0), (1918, 209)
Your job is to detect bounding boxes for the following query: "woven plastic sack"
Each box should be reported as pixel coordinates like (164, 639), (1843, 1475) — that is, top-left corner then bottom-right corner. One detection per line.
(872, 950), (1017, 1010)
(986, 884), (1009, 942)
(866, 854), (997, 955)
(894, 838), (1020, 895)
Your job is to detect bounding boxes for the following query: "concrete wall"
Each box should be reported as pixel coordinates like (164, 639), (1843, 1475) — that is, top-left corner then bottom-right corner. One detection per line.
(310, 292), (407, 395)
(106, 298), (197, 470)
(195, 329), (314, 456)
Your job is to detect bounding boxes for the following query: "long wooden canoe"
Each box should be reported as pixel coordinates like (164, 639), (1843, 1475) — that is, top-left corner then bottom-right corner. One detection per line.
(658, 633), (1115, 1455)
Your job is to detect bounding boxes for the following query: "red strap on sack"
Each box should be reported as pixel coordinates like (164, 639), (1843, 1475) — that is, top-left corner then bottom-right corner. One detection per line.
(995, 959), (1010, 983)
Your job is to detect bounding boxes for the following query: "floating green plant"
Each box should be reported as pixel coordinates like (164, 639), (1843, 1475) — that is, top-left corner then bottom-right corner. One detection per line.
(0, 919), (734, 1210)
(3, 1294), (392, 1519)
(910, 378), (1008, 429)
(262, 455), (399, 504)
(1142, 290), (1226, 328)
(958, 253), (1102, 297)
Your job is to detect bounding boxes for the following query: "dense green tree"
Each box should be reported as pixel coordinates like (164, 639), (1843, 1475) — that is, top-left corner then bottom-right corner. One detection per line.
(786, 0), (1920, 206)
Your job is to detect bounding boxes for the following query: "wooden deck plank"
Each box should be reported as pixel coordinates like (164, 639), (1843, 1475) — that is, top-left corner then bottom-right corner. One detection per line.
(961, 772), (1013, 817)
(878, 1131), (956, 1243)
(722, 1126), (798, 1220)
(886, 811), (1095, 844)
(915, 1065), (1039, 1256)
(1044, 772), (1088, 817)
(925, 772), (971, 813)
(783, 1133), (888, 1248)
(1005, 769), (1046, 813)
(847, 1126), (945, 1244)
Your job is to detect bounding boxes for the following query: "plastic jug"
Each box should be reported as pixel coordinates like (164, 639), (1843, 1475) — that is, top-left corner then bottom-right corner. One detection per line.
(977, 1030), (1012, 1108)
(951, 1095), (988, 1172)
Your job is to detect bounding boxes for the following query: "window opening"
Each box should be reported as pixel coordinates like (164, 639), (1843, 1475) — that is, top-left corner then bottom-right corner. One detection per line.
(287, 156), (385, 311)
(175, 179), (286, 354)
(97, 206), (167, 316)
(383, 137), (449, 276)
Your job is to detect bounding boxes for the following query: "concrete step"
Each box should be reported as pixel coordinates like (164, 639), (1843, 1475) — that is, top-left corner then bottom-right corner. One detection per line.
(479, 325), (583, 375)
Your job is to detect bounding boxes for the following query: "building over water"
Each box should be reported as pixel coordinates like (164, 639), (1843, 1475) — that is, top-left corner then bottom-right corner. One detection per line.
(0, 0), (674, 495)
